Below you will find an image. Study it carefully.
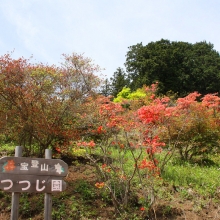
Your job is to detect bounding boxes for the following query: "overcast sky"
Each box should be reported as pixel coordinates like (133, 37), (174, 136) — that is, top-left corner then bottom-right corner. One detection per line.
(0, 0), (219, 78)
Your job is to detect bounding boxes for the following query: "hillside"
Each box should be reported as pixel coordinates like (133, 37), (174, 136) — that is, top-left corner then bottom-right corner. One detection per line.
(0, 157), (220, 220)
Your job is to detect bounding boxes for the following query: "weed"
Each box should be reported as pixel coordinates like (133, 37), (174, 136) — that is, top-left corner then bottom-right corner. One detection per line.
(52, 203), (66, 219)
(179, 188), (193, 200)
(0, 143), (15, 156)
(74, 180), (96, 201)
(162, 205), (172, 216)
(20, 194), (31, 218)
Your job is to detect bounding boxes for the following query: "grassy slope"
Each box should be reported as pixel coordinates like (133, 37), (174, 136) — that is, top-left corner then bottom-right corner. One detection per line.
(0, 152), (220, 219)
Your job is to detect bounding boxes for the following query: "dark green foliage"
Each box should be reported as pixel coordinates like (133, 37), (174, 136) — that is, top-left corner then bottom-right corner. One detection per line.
(125, 39), (220, 96)
(110, 67), (129, 97)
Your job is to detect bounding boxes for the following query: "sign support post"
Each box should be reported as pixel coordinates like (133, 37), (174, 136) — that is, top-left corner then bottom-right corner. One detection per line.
(11, 146), (23, 220)
(44, 149), (52, 220)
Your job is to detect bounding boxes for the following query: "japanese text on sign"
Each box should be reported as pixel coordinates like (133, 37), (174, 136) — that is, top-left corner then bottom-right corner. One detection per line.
(0, 157), (68, 176)
(0, 174), (66, 193)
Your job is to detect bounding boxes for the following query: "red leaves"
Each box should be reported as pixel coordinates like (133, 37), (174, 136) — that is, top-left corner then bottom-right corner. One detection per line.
(95, 182), (105, 189)
(138, 104), (165, 124)
(144, 136), (165, 154)
(55, 147), (61, 153)
(0, 53), (102, 153)
(139, 159), (156, 170)
(202, 93), (220, 108)
(97, 126), (106, 134)
(137, 96), (171, 124)
(140, 207), (145, 211)
(77, 140), (96, 148)
(101, 164), (111, 173)
(138, 158), (160, 176)
(176, 92), (201, 109)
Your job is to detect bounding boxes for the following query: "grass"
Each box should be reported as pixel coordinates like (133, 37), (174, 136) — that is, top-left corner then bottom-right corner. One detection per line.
(0, 143), (15, 156)
(74, 179), (96, 201)
(162, 155), (220, 197)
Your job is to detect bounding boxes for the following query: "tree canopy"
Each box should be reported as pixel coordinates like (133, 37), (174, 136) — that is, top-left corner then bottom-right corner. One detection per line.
(109, 67), (129, 97)
(123, 39), (220, 97)
(0, 53), (101, 156)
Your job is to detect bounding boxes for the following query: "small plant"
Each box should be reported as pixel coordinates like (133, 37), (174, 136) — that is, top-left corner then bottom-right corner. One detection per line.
(20, 194), (31, 218)
(52, 203), (66, 219)
(179, 188), (193, 200)
(162, 205), (172, 216)
(0, 143), (15, 156)
(74, 180), (96, 201)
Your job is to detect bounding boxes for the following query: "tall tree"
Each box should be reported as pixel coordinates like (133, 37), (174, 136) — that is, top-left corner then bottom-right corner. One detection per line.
(110, 67), (129, 97)
(125, 39), (220, 96)
(0, 53), (101, 156)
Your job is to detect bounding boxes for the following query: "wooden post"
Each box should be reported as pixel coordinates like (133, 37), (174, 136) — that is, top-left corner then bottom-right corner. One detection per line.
(11, 146), (23, 220)
(44, 149), (52, 220)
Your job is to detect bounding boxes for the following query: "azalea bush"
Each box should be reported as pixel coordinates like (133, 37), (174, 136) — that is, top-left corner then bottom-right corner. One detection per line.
(157, 92), (220, 161)
(137, 89), (220, 163)
(75, 85), (220, 216)
(75, 93), (166, 215)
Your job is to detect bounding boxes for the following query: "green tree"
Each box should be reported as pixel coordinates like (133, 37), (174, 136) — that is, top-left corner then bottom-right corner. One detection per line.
(110, 67), (129, 97)
(113, 87), (147, 103)
(125, 39), (220, 96)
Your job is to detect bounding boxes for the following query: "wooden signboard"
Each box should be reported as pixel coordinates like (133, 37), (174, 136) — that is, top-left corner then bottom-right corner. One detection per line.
(0, 156), (68, 194)
(0, 173), (66, 193)
(0, 157), (68, 176)
(2, 147), (67, 220)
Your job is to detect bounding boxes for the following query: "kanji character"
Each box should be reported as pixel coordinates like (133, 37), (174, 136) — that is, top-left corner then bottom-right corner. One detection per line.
(31, 160), (39, 168)
(41, 163), (48, 171)
(51, 180), (62, 191)
(20, 162), (28, 170)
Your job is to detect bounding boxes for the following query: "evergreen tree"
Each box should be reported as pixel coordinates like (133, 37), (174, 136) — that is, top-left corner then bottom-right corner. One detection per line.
(110, 67), (129, 97)
(125, 39), (220, 96)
